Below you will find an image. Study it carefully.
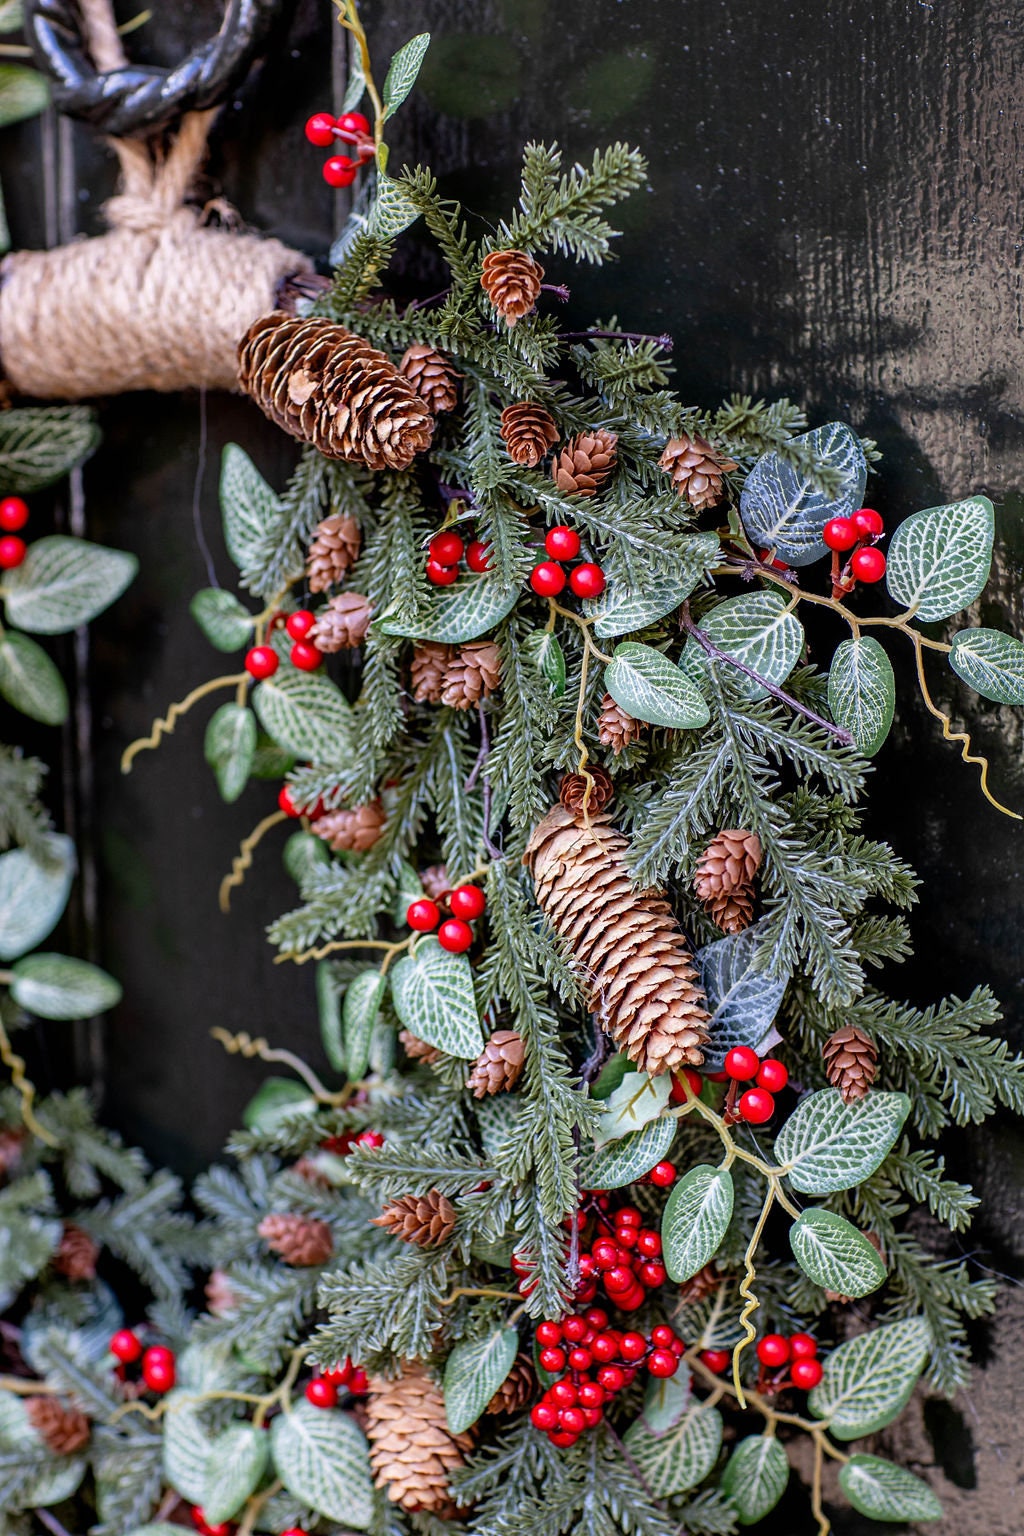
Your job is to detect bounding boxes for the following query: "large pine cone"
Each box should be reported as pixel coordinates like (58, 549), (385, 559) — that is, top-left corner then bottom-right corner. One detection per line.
(659, 433), (737, 511)
(552, 429), (618, 496)
(366, 1364), (473, 1516)
(312, 802), (386, 854)
(525, 805), (710, 1074)
(310, 592), (373, 652)
(238, 313), (434, 470)
(26, 1396), (90, 1455)
(466, 1030), (526, 1097)
(306, 512), (361, 593)
(500, 401), (559, 466)
(598, 693), (643, 754)
(400, 344), (460, 413)
(480, 249), (544, 326)
(257, 1212), (334, 1266)
(822, 1025), (878, 1103)
(371, 1190), (456, 1247)
(410, 642), (454, 705)
(440, 640), (502, 710)
(694, 829), (762, 934)
(486, 1354), (535, 1415)
(51, 1222), (100, 1281)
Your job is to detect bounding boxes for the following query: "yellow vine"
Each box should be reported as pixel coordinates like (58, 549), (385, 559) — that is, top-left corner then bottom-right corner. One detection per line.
(121, 673), (247, 774)
(0, 1012), (58, 1146)
(209, 1026), (349, 1104)
(218, 809), (289, 912)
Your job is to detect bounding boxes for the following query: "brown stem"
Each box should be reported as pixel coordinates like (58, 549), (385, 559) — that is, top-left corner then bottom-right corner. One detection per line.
(541, 283), (571, 302)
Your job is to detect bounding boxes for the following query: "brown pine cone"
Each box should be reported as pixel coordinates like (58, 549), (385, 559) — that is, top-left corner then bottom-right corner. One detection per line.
(238, 313), (434, 470)
(500, 402), (559, 467)
(822, 1025), (878, 1103)
(306, 512), (361, 593)
(371, 1191), (456, 1247)
(677, 1261), (722, 1305)
(525, 806), (710, 1075)
(659, 433), (738, 511)
(0, 1126), (25, 1180)
(466, 1030), (526, 1097)
(310, 592), (373, 652)
(559, 766), (615, 817)
(312, 802), (386, 854)
(825, 1230), (885, 1303)
(598, 693), (643, 754)
(399, 1029), (442, 1066)
(51, 1222), (100, 1282)
(410, 642), (454, 705)
(419, 865), (451, 903)
(399, 344), (460, 413)
(257, 1212), (334, 1266)
(440, 640), (502, 710)
(366, 1363), (473, 1516)
(26, 1396), (90, 1455)
(480, 249), (544, 327)
(486, 1354), (535, 1415)
(205, 1267), (239, 1318)
(694, 829), (762, 935)
(552, 428), (618, 496)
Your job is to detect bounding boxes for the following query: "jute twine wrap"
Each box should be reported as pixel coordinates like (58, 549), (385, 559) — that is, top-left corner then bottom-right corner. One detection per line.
(0, 0), (311, 398)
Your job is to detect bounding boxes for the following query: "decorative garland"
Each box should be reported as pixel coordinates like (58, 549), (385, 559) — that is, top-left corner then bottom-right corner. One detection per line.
(3, 5), (1024, 1536)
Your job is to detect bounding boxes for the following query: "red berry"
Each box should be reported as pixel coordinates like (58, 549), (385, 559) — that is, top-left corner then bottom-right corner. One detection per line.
(616, 1283), (647, 1311)
(604, 1265), (635, 1295)
(536, 1321), (563, 1347)
(322, 1358), (353, 1386)
(530, 561), (567, 597)
(568, 1347), (593, 1372)
(823, 516), (857, 552)
(429, 531), (465, 565)
(349, 1366), (369, 1393)
(637, 1261), (667, 1289)
(636, 1230), (662, 1258)
(738, 1087), (776, 1125)
(280, 1529), (310, 1536)
(561, 1407), (586, 1434)
(426, 558), (460, 586)
(648, 1161), (677, 1188)
(851, 546), (886, 583)
(592, 1238), (619, 1271)
(591, 1333), (618, 1362)
(550, 1379), (577, 1407)
(531, 1402), (558, 1429)
(437, 918), (473, 953)
(323, 154), (358, 187)
(577, 1380), (605, 1408)
(190, 1511), (207, 1533)
(700, 1348), (731, 1375)
(449, 884), (486, 920)
(616, 1206), (641, 1228)
(245, 645), (278, 680)
(562, 1316), (588, 1343)
(0, 497), (29, 531)
(669, 1336), (685, 1356)
(109, 1329), (142, 1364)
(756, 1058), (789, 1093)
(356, 1129), (384, 1149)
(585, 1308), (609, 1329)
(671, 1067), (703, 1103)
(305, 111), (337, 146)
(852, 507), (884, 538)
(615, 1225), (639, 1249)
(539, 1346), (566, 1373)
(337, 111), (371, 136)
(142, 1347), (176, 1393)
(578, 1253), (596, 1278)
(569, 562), (606, 599)
(648, 1349), (679, 1377)
(201, 1521), (232, 1536)
(789, 1333), (818, 1360)
(0, 535), (26, 569)
(757, 1333), (791, 1368)
(791, 1357), (824, 1390)
(619, 1332), (647, 1362)
(466, 539), (492, 572)
(290, 639), (323, 671)
(549, 1428), (579, 1447)
(278, 785), (300, 818)
(545, 525), (581, 561)
(406, 898), (441, 931)
(286, 609), (316, 640)
(724, 1045), (760, 1081)
(305, 1376), (338, 1408)
(576, 1280), (598, 1305)
(649, 1325), (674, 1349)
(597, 1364), (625, 1392)
(581, 1405), (603, 1427)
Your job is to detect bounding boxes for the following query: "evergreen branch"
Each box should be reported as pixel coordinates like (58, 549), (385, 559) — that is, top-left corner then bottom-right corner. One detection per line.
(501, 142), (648, 261)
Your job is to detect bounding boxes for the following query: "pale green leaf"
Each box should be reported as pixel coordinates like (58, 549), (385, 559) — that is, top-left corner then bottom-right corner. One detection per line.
(317, 961), (344, 1074)
(808, 1317), (931, 1439)
(0, 64), (48, 128)
(775, 1088), (910, 1194)
(444, 1325), (518, 1434)
(3, 536), (136, 634)
(390, 937), (484, 1058)
(0, 631), (67, 723)
(640, 1369), (691, 1432)
(190, 588), (254, 652)
(220, 445), (281, 574)
(604, 641), (710, 729)
(204, 703), (256, 804)
(886, 496), (994, 621)
(344, 969), (387, 1080)
(383, 32), (431, 115)
(584, 535), (719, 637)
(685, 590), (804, 700)
(662, 1164), (734, 1282)
(284, 830), (330, 885)
(0, 3), (24, 35)
(270, 1402), (373, 1527)
(720, 1434), (789, 1524)
(838, 1454), (943, 1521)
(522, 629), (566, 695)
(243, 1077), (317, 1132)
(162, 1393), (210, 1504)
(593, 1070), (671, 1147)
(203, 1423), (269, 1524)
(252, 669), (353, 763)
(10, 953), (122, 1019)
(0, 406), (99, 492)
(697, 921), (787, 1071)
(579, 1114), (676, 1189)
(376, 573), (518, 643)
(827, 636), (895, 755)
(739, 422), (868, 566)
(370, 172), (421, 238)
(789, 1209), (887, 1298)
(948, 626), (1024, 704)
(0, 833), (74, 961)
(623, 1403), (723, 1496)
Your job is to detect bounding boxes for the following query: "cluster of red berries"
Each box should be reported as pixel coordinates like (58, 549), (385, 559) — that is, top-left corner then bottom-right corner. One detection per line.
(823, 506), (887, 585)
(305, 1354), (369, 1408)
(425, 529), (492, 586)
(755, 1329), (823, 1390)
(722, 1048), (788, 1124)
(575, 1197), (673, 1311)
(530, 1309), (684, 1446)
(321, 1127), (385, 1155)
(529, 526), (605, 600)
(245, 607), (328, 682)
(108, 1329), (176, 1392)
(192, 1514), (310, 1536)
(304, 108), (375, 187)
(406, 882), (486, 954)
(0, 495), (29, 569)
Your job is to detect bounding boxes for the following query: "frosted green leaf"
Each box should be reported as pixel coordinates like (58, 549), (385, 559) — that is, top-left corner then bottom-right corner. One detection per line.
(220, 444), (281, 574)
(10, 953), (122, 1019)
(284, 830), (329, 885)
(242, 1077), (316, 1132)
(886, 496), (994, 620)
(371, 172), (421, 238)
(390, 936), (484, 1057)
(775, 1088), (910, 1194)
(584, 535), (719, 637)
(838, 1454), (943, 1521)
(623, 1403), (723, 1496)
(190, 588), (254, 652)
(252, 669), (353, 763)
(376, 572), (519, 643)
(444, 1325), (518, 1434)
(0, 833), (74, 961)
(697, 921), (787, 1071)
(949, 627), (1024, 704)
(579, 1114), (676, 1189)
(789, 1209), (887, 1297)
(593, 1069), (671, 1147)
(640, 1369), (691, 1433)
(162, 1393), (210, 1503)
(204, 703), (256, 804)
(739, 422), (868, 566)
(808, 1317), (931, 1439)
(662, 1164), (734, 1282)
(7, 1451), (86, 1509)
(270, 1402), (373, 1527)
(0, 63), (48, 128)
(0, 1210), (61, 1296)
(383, 32), (431, 114)
(203, 1423), (269, 1524)
(685, 589), (804, 700)
(0, 631), (68, 723)
(0, 406), (99, 491)
(3, 536), (137, 634)
(720, 1434), (789, 1524)
(522, 629), (566, 694)
(827, 637), (895, 755)
(317, 962), (344, 1074)
(0, 4), (25, 35)
(604, 641), (710, 729)
(344, 969), (387, 1079)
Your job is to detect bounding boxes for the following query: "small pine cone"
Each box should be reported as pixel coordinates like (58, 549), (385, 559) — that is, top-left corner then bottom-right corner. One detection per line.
(466, 1030), (526, 1097)
(292, 1155), (333, 1189)
(366, 1363), (473, 1516)
(205, 1267), (239, 1317)
(411, 642), (454, 705)
(26, 1396), (90, 1455)
(598, 693), (643, 755)
(825, 1231), (885, 1303)
(480, 249), (544, 327)
(552, 428), (618, 496)
(419, 865), (451, 903)
(310, 592), (373, 652)
(559, 766), (615, 818)
(307, 512), (361, 593)
(372, 1191), (456, 1247)
(312, 802), (386, 854)
(677, 1262), (722, 1305)
(400, 344), (460, 413)
(694, 830), (762, 935)
(400, 1028), (441, 1066)
(658, 433), (738, 511)
(822, 1025), (878, 1104)
(0, 1126), (26, 1180)
(257, 1212), (334, 1266)
(486, 1354), (535, 1415)
(440, 640), (501, 710)
(51, 1222), (100, 1281)
(238, 313), (434, 470)
(500, 402), (559, 467)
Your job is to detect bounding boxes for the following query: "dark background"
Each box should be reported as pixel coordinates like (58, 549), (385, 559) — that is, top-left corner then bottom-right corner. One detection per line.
(2, 1), (1023, 1528)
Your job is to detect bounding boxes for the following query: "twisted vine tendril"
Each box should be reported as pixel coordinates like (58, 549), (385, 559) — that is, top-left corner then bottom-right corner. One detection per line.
(218, 809), (288, 912)
(120, 674), (247, 774)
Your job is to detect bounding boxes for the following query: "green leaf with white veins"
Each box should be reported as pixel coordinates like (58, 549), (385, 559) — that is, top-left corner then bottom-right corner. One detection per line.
(162, 1393), (210, 1503)
(376, 572), (519, 644)
(827, 637), (895, 755)
(789, 1209), (887, 1297)
(444, 1324), (518, 1434)
(580, 1113), (676, 1188)
(720, 1434), (789, 1525)
(0, 833), (74, 961)
(522, 629), (566, 695)
(317, 961), (344, 1074)
(604, 641), (710, 729)
(220, 444), (281, 574)
(204, 703), (256, 804)
(584, 534), (719, 637)
(0, 406), (99, 491)
(838, 1454), (943, 1521)
(10, 953), (122, 1019)
(886, 496), (994, 621)
(0, 631), (68, 723)
(623, 1403), (723, 1496)
(697, 921), (787, 1071)
(344, 969), (387, 1080)
(190, 588), (254, 652)
(641, 1369), (691, 1433)
(662, 1164), (734, 1282)
(202, 1425), (268, 1524)
(739, 422), (868, 566)
(775, 1088), (910, 1194)
(390, 936), (484, 1057)
(949, 627), (1024, 704)
(808, 1316), (931, 1439)
(3, 537), (137, 634)
(383, 32), (430, 115)
(270, 1402), (373, 1527)
(252, 669), (353, 762)
(593, 1069), (671, 1147)
(684, 590), (804, 701)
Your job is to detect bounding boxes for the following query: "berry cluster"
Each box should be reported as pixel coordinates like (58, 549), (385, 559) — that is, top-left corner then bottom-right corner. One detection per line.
(755, 1329), (823, 1391)
(823, 506), (887, 589)
(321, 1126), (385, 1155)
(108, 1329), (176, 1392)
(280, 608), (324, 670)
(425, 529), (492, 585)
(530, 1309), (684, 1447)
(304, 108), (375, 188)
(305, 1354), (369, 1408)
(406, 882), (486, 953)
(721, 1047), (789, 1125)
(529, 526), (605, 599)
(0, 495), (29, 569)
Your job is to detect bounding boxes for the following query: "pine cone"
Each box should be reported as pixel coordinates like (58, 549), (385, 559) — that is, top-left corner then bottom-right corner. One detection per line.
(419, 865), (451, 903)
(0, 1126), (25, 1180)
(659, 433), (738, 511)
(677, 1262), (722, 1305)
(440, 640), (502, 710)
(525, 806), (710, 1074)
(822, 1025), (878, 1103)
(598, 693), (643, 754)
(310, 592), (373, 652)
(694, 830), (762, 935)
(400, 344), (460, 413)
(480, 249), (544, 326)
(26, 1396), (90, 1455)
(239, 313), (434, 470)
(257, 1212), (334, 1266)
(552, 429), (618, 496)
(486, 1354), (535, 1415)
(500, 402), (559, 467)
(312, 802), (386, 854)
(559, 766), (614, 817)
(51, 1222), (100, 1281)
(205, 1267), (239, 1317)
(366, 1363), (473, 1516)
(371, 1190), (456, 1247)
(825, 1230), (885, 1303)
(410, 642), (454, 705)
(307, 512), (361, 593)
(399, 1029), (442, 1066)
(466, 1030), (526, 1097)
